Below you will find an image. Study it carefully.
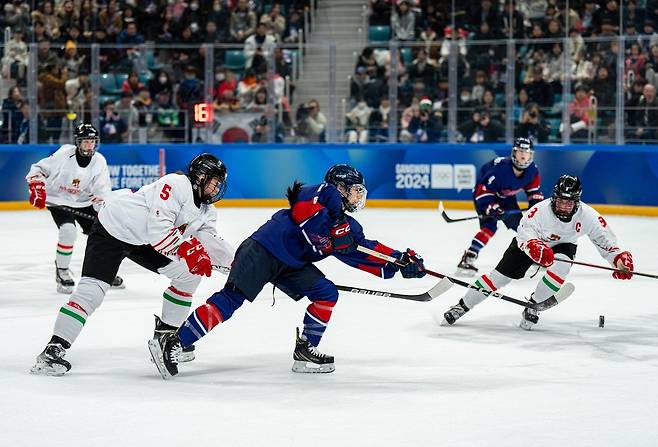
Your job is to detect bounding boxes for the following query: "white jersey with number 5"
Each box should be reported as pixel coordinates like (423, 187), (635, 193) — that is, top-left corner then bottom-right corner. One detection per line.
(98, 173), (234, 268)
(516, 199), (623, 266)
(25, 145), (111, 208)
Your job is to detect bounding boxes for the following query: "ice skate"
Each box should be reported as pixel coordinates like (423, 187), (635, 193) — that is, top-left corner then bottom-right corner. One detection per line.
(111, 275), (126, 289)
(520, 298), (539, 330)
(153, 315), (195, 362)
(292, 327), (335, 373)
(455, 250), (478, 277)
(30, 343), (71, 376)
(55, 261), (75, 294)
(148, 332), (182, 379)
(441, 300), (470, 326)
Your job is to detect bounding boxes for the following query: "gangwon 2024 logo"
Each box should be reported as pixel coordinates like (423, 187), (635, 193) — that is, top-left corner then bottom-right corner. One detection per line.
(395, 164), (476, 192)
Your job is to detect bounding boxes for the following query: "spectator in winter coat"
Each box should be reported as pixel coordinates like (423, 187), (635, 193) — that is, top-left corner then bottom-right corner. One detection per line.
(391, 1), (415, 41)
(231, 0), (257, 42)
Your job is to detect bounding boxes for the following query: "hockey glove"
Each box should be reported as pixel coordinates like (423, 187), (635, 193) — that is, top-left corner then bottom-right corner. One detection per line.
(29, 181), (47, 209)
(612, 251), (634, 280)
(330, 218), (356, 254)
(484, 203), (506, 219)
(176, 237), (212, 277)
(527, 192), (545, 208)
(396, 248), (427, 278)
(525, 239), (554, 267)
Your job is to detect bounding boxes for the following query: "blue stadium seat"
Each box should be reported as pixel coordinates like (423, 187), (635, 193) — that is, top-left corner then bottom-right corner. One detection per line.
(100, 73), (121, 95)
(139, 71), (154, 84)
(146, 50), (164, 71)
(400, 47), (413, 65)
(115, 73), (129, 90)
(369, 26), (391, 43)
(224, 50), (246, 72)
(99, 95), (119, 107)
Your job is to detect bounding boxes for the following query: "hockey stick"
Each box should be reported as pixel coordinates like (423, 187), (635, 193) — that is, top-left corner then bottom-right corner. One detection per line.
(356, 245), (573, 311)
(210, 264), (453, 302)
(438, 201), (523, 223)
(554, 258), (658, 280)
(46, 204), (97, 221)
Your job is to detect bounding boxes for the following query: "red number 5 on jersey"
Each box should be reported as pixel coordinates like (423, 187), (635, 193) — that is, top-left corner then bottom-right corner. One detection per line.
(160, 184), (171, 200)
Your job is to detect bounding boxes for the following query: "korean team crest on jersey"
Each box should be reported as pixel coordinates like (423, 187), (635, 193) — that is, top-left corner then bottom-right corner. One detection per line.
(72, 178), (81, 188)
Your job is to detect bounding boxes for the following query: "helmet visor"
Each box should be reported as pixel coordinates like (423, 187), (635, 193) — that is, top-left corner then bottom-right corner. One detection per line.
(346, 184), (367, 212)
(512, 146), (534, 169)
(77, 137), (98, 157)
(202, 176), (227, 204)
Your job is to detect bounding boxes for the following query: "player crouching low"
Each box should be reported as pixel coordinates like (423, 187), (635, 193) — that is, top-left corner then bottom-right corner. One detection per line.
(442, 175), (633, 330)
(30, 154), (235, 376)
(148, 164), (427, 378)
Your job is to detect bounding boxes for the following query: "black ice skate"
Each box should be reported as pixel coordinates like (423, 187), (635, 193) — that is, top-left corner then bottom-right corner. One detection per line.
(148, 332), (182, 379)
(456, 250), (479, 277)
(30, 343), (71, 376)
(292, 327), (335, 373)
(55, 261), (75, 294)
(520, 298), (539, 331)
(111, 275), (126, 289)
(153, 315), (195, 362)
(441, 299), (470, 326)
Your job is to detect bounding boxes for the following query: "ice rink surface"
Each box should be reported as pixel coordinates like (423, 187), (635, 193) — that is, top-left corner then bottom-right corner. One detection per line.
(2, 207), (658, 446)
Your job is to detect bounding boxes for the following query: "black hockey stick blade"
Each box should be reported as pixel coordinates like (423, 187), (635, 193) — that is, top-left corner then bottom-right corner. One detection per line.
(532, 282), (575, 311)
(336, 277), (453, 302)
(438, 201), (480, 223)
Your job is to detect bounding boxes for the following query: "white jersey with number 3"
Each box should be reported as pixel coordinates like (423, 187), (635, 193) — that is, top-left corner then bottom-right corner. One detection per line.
(516, 199), (623, 266)
(25, 145), (111, 208)
(98, 173), (234, 268)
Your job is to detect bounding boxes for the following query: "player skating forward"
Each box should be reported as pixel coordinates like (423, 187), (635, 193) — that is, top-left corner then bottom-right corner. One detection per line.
(456, 137), (545, 276)
(31, 154), (235, 376)
(443, 175), (634, 329)
(26, 123), (124, 293)
(148, 164), (427, 378)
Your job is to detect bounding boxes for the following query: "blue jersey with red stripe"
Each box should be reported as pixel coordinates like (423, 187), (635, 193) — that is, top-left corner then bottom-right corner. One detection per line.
(473, 157), (543, 211)
(250, 183), (401, 278)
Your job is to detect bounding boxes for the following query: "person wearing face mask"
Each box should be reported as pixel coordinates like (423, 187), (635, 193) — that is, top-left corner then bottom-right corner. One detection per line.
(149, 70), (173, 99)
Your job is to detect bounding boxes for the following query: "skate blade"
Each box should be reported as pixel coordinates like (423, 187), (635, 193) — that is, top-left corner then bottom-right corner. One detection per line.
(519, 320), (535, 331)
(291, 360), (335, 374)
(147, 339), (172, 380)
(56, 284), (74, 294)
(110, 283), (126, 290)
(29, 361), (68, 377)
(439, 318), (453, 327)
(454, 268), (477, 278)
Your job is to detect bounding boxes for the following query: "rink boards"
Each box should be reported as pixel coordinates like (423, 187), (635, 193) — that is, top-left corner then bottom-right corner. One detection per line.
(2, 143), (658, 214)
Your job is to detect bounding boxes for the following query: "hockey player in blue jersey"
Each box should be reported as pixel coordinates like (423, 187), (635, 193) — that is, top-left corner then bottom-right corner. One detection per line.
(148, 164), (427, 378)
(456, 137), (544, 276)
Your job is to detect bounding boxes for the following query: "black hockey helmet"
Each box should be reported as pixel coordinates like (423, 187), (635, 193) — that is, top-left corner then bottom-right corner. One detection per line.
(187, 153), (228, 204)
(324, 164), (367, 212)
(511, 137), (534, 170)
(74, 123), (99, 158)
(551, 174), (582, 222)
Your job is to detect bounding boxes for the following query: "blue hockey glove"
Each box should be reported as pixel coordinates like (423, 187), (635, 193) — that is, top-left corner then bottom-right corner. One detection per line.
(396, 249), (426, 278)
(330, 218), (356, 254)
(484, 203), (506, 219)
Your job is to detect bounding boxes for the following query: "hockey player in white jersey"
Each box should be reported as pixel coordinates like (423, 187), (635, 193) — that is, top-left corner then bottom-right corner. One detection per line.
(26, 123), (124, 293)
(30, 153), (235, 376)
(442, 175), (634, 329)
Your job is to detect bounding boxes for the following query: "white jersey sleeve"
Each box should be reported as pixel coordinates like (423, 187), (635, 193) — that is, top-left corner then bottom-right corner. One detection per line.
(25, 145), (112, 208)
(516, 200), (623, 266)
(146, 175), (200, 254)
(579, 203), (623, 265)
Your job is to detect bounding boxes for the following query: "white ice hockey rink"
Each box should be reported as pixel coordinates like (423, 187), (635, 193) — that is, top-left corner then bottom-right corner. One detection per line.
(2, 207), (657, 446)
